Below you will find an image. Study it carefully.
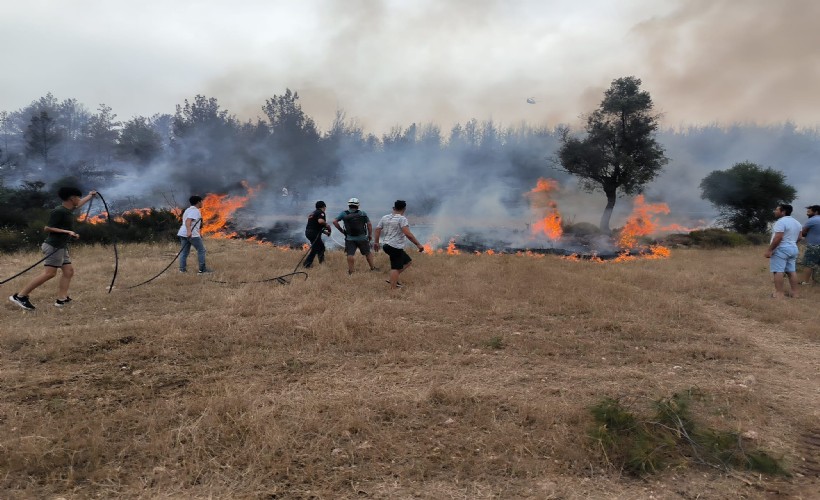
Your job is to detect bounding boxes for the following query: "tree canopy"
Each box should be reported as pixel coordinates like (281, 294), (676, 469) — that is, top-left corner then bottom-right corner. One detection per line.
(557, 76), (668, 232)
(699, 161), (796, 234)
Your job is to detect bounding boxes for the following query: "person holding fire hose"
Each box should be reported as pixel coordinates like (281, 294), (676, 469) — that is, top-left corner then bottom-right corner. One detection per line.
(373, 200), (424, 289)
(764, 203), (802, 299)
(178, 195), (213, 274)
(9, 187), (96, 311)
(333, 197), (377, 275)
(798, 204), (820, 285)
(303, 200), (331, 268)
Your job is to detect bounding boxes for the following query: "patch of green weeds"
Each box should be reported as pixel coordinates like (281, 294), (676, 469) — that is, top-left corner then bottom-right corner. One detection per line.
(589, 390), (787, 476)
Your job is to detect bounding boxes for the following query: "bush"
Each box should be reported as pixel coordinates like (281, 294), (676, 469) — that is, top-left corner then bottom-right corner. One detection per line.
(0, 208), (181, 253)
(688, 228), (753, 248)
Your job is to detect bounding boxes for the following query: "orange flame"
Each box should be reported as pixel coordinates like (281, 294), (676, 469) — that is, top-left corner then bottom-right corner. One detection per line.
(200, 182), (258, 238)
(423, 235), (442, 254)
(527, 178), (563, 240)
(446, 238), (460, 255)
(617, 195), (670, 249)
(79, 211), (109, 224)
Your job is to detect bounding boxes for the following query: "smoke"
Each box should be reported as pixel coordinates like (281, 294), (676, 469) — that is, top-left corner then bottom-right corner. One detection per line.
(631, 0), (820, 127)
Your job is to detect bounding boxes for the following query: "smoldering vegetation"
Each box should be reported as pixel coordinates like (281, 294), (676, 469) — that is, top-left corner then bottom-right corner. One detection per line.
(1, 91), (819, 249)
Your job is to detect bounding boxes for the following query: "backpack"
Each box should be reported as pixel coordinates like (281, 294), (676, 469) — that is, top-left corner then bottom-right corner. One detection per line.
(343, 210), (367, 237)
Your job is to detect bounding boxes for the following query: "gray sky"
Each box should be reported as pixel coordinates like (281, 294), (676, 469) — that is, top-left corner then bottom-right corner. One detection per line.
(2, 0), (818, 132)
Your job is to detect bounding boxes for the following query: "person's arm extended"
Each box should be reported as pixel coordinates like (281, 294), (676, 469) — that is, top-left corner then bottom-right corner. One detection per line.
(367, 221), (373, 240)
(373, 227), (382, 252)
(76, 191), (97, 208)
(44, 226), (79, 239)
(764, 232), (783, 257)
(402, 226), (424, 251)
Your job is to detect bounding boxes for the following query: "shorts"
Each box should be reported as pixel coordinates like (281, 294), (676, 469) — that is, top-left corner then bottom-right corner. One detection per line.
(802, 244), (820, 269)
(383, 244), (412, 270)
(345, 240), (371, 256)
(770, 244), (798, 273)
(42, 242), (71, 267)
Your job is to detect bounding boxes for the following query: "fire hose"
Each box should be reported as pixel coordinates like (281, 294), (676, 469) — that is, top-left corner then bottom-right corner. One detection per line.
(202, 230), (324, 285)
(125, 219), (203, 289)
(95, 191), (119, 293)
(127, 220), (316, 288)
(0, 248), (61, 285)
(1, 191), (114, 287)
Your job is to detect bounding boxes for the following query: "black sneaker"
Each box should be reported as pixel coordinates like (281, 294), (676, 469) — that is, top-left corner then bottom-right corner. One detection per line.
(9, 294), (36, 311)
(197, 269), (214, 275)
(385, 280), (403, 288)
(54, 297), (73, 307)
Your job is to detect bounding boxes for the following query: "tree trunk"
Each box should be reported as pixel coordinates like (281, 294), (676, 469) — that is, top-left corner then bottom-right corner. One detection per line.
(599, 190), (617, 234)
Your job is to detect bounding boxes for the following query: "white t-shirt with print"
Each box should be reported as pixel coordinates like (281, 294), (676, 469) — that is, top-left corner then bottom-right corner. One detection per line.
(377, 213), (409, 248)
(177, 206), (203, 237)
(771, 216), (801, 246)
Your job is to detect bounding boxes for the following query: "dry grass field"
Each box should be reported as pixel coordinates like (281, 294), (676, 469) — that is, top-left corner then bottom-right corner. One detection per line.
(1, 240), (818, 499)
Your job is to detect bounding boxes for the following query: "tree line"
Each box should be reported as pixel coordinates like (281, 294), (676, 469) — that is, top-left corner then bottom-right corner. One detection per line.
(1, 81), (816, 235)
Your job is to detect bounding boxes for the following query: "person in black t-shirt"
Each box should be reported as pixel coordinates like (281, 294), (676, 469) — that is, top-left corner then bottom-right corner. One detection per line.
(9, 186), (96, 311)
(303, 200), (332, 268)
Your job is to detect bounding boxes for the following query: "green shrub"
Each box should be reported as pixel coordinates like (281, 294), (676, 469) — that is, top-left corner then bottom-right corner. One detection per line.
(589, 390), (787, 476)
(689, 228), (751, 248)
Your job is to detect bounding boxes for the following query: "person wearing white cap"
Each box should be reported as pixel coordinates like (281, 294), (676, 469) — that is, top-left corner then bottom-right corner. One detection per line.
(333, 197), (377, 274)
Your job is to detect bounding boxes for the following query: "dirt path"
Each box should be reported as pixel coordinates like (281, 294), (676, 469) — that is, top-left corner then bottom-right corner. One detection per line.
(703, 302), (819, 496)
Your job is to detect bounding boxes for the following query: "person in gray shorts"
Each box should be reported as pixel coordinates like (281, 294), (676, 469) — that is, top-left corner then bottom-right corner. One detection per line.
(9, 186), (96, 311)
(798, 204), (820, 285)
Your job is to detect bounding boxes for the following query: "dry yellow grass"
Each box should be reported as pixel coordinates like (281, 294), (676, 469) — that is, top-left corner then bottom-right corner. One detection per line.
(1, 241), (818, 499)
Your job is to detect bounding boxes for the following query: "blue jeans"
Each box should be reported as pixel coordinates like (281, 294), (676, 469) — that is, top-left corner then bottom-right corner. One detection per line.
(179, 237), (207, 272)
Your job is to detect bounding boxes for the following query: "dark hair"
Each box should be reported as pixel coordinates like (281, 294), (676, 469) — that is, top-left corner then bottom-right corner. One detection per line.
(57, 186), (82, 200)
(807, 205), (820, 214)
(315, 200), (326, 209)
(778, 204), (793, 216)
(393, 200), (407, 210)
(189, 195), (203, 205)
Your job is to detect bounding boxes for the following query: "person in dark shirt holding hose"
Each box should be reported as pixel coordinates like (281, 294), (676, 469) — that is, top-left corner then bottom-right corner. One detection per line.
(303, 200), (331, 268)
(9, 186), (96, 311)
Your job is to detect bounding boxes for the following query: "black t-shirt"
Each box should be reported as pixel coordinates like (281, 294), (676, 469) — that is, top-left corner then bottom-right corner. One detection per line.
(44, 206), (74, 249)
(306, 209), (326, 233)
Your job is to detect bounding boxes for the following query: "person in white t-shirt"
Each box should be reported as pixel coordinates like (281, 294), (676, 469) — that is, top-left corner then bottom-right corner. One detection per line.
(373, 200), (424, 289)
(177, 195), (212, 274)
(764, 203), (802, 298)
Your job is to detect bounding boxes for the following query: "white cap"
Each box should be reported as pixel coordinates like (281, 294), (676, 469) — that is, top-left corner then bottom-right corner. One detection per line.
(347, 197), (360, 206)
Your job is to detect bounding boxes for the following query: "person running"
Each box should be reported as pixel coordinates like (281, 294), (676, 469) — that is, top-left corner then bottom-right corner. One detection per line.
(304, 200), (331, 268)
(764, 204), (802, 299)
(9, 186), (96, 310)
(373, 200), (424, 289)
(333, 197), (377, 274)
(177, 195), (212, 274)
(798, 204), (820, 285)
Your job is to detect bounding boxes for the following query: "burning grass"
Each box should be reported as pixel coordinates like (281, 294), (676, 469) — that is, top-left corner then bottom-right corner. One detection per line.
(0, 243), (817, 498)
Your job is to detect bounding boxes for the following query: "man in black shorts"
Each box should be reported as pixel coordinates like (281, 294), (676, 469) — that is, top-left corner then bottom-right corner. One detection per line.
(373, 200), (424, 289)
(9, 186), (96, 310)
(304, 200), (331, 268)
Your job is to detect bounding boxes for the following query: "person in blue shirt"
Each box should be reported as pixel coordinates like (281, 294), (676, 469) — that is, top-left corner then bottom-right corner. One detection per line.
(764, 204), (803, 299)
(798, 204), (820, 285)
